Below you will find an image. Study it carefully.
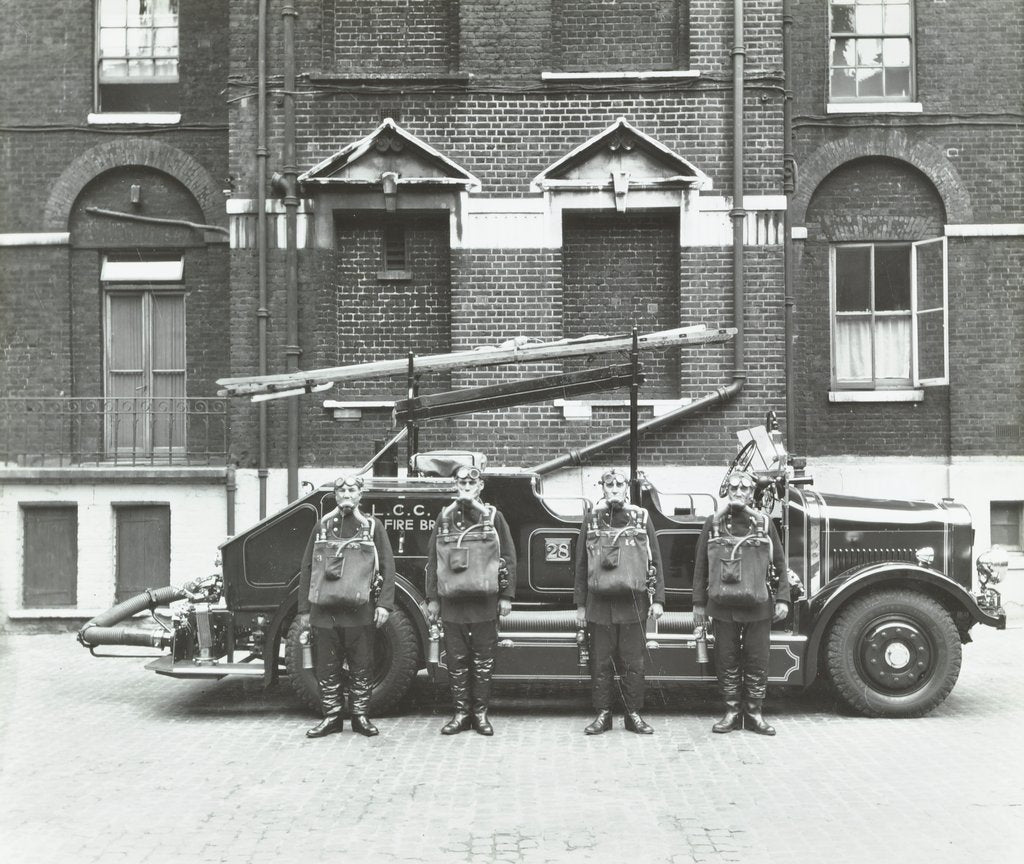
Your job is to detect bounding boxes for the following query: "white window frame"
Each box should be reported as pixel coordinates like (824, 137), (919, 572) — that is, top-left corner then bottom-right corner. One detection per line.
(829, 237), (948, 390)
(827, 0), (915, 104)
(910, 236), (948, 386)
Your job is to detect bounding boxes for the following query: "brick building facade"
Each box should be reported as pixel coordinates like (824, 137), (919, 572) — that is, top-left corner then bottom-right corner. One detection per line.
(1, 1), (1020, 621)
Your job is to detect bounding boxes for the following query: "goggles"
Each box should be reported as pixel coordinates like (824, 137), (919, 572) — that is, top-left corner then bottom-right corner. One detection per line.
(727, 474), (755, 492)
(453, 466), (483, 482)
(335, 475), (365, 490)
(599, 471), (628, 486)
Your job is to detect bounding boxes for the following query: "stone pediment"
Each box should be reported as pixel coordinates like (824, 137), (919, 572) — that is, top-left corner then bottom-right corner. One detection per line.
(531, 117), (710, 207)
(299, 118), (480, 192)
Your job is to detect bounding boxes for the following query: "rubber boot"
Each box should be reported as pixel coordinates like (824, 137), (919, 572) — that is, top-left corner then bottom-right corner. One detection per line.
(624, 712), (654, 735)
(441, 664), (472, 735)
(742, 699), (776, 736)
(349, 673), (379, 737)
(471, 648), (495, 736)
(712, 700), (743, 734)
(584, 710), (613, 735)
(306, 676), (344, 738)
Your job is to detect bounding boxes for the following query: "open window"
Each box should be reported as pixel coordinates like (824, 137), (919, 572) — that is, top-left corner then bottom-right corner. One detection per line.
(830, 236), (947, 389)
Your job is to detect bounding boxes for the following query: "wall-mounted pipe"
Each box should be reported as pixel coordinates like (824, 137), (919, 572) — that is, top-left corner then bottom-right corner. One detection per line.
(782, 0), (796, 450)
(532, 1), (749, 476)
(282, 3), (300, 502)
(257, 0), (269, 518)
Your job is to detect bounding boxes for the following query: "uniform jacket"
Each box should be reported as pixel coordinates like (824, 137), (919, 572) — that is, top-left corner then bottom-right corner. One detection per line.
(298, 511), (396, 629)
(574, 504), (666, 625)
(692, 509), (790, 623)
(425, 502), (516, 624)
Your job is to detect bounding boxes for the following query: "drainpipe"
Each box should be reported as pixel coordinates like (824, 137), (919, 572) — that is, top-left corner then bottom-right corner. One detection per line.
(282, 3), (300, 502)
(729, 0), (747, 397)
(226, 463), (237, 536)
(533, 2), (749, 476)
(782, 0), (796, 450)
(257, 0), (269, 517)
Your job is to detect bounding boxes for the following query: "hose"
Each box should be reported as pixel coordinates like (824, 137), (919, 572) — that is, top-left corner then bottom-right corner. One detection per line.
(77, 585), (187, 649)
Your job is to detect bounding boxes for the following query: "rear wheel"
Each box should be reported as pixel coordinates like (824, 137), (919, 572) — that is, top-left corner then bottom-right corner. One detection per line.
(825, 589), (961, 717)
(285, 608), (422, 716)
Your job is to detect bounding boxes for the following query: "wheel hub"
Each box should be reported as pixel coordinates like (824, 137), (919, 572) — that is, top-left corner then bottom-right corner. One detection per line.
(861, 620), (931, 693)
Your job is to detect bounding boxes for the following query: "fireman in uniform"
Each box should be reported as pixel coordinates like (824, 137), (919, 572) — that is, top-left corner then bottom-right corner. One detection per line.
(298, 475), (396, 738)
(574, 469), (665, 735)
(426, 465), (516, 736)
(692, 468), (790, 736)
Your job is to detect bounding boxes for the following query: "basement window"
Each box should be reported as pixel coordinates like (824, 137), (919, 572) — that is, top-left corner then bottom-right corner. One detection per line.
(378, 222), (411, 281)
(991, 502), (1023, 551)
(95, 0), (180, 114)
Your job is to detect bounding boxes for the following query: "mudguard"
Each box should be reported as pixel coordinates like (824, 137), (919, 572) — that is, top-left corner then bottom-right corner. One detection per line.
(801, 562), (1006, 687)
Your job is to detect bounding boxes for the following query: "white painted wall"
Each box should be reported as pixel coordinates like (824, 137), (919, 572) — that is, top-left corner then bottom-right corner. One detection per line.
(0, 480), (230, 619)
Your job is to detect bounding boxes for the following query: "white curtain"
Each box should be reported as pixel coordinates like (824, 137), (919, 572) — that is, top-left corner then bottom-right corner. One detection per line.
(836, 315), (910, 382)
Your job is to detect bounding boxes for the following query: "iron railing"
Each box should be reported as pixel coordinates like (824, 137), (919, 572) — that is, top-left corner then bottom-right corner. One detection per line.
(0, 397), (229, 467)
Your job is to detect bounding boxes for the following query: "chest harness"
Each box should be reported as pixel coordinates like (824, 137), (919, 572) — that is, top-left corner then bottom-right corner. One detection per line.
(706, 510), (773, 608)
(585, 505), (655, 596)
(435, 503), (508, 598)
(308, 512), (382, 609)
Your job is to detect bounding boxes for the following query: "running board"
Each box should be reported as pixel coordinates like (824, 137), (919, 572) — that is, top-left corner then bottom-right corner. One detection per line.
(146, 655), (266, 679)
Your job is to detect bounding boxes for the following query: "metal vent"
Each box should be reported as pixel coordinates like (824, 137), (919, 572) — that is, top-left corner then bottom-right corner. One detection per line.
(832, 547), (917, 572)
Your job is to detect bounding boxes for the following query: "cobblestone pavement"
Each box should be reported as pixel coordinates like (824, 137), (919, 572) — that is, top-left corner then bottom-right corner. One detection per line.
(1, 622), (1022, 864)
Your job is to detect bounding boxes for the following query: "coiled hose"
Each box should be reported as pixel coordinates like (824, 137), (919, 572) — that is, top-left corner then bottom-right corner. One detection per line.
(77, 586), (187, 649)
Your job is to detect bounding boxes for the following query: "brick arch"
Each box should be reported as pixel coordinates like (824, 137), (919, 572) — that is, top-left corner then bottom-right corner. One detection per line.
(791, 130), (972, 226)
(43, 139), (224, 231)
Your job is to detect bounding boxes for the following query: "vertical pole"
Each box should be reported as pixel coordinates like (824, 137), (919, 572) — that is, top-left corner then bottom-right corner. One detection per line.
(629, 327), (640, 505)
(256, 0), (269, 518)
(406, 353), (416, 471)
(782, 0), (796, 452)
(282, 4), (300, 502)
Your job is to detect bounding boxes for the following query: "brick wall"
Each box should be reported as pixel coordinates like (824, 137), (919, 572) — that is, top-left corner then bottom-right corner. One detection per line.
(553, 0), (678, 72)
(562, 212), (680, 398)
(790, 0), (1023, 460)
(0, 248), (72, 396)
(948, 238), (1024, 456)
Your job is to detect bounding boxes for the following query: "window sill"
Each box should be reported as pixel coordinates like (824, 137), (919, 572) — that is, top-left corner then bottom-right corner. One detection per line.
(826, 102), (922, 114)
(554, 398), (692, 420)
(829, 389), (923, 403)
(88, 112), (181, 125)
(323, 400), (395, 421)
(542, 70), (700, 82)
(377, 269), (411, 282)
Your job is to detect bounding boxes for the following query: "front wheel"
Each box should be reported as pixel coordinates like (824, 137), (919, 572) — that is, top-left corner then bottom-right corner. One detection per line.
(825, 589), (962, 718)
(284, 609), (422, 716)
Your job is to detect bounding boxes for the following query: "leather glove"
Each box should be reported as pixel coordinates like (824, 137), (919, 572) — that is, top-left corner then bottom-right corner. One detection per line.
(575, 607), (587, 628)
(692, 605), (707, 628)
(374, 607), (390, 628)
(498, 598), (512, 617)
(648, 602), (664, 620)
(426, 600), (440, 623)
(772, 602), (789, 623)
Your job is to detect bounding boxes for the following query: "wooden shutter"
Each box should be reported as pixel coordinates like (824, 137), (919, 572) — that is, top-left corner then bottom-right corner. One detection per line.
(22, 504), (77, 607)
(114, 503), (171, 601)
